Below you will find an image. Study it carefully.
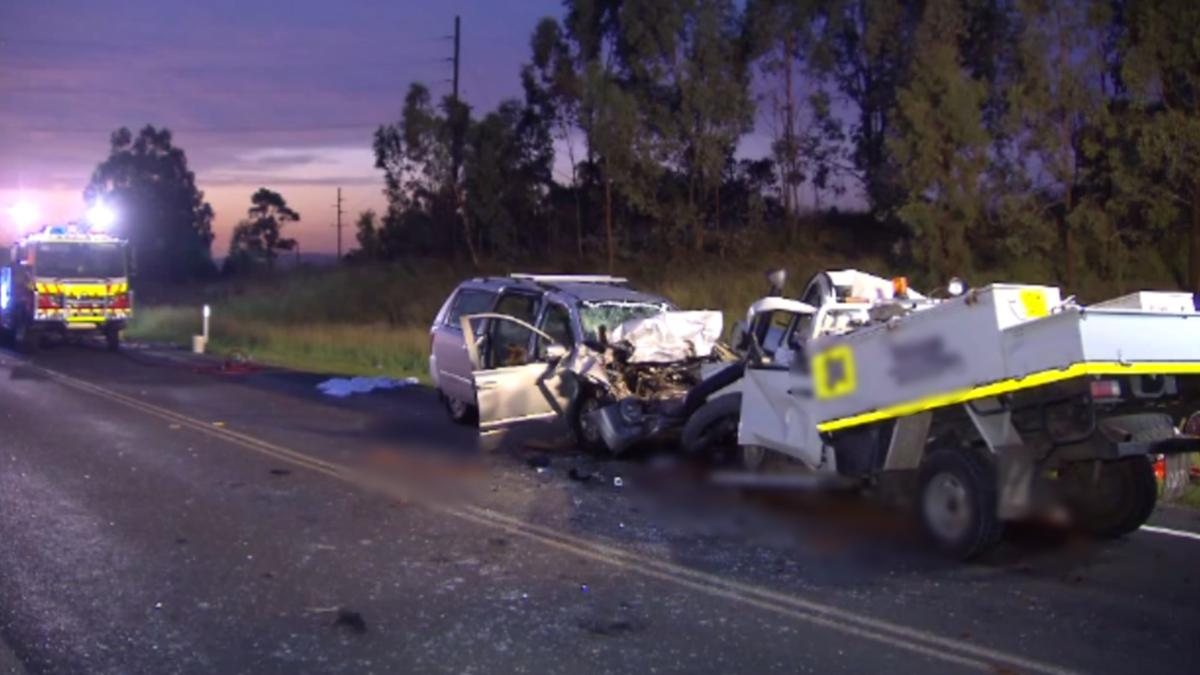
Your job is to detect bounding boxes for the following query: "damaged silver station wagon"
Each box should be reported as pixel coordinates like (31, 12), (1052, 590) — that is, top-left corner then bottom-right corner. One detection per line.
(429, 274), (736, 451)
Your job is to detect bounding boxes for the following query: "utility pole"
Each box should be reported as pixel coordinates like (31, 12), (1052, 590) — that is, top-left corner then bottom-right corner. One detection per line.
(450, 15), (463, 191)
(334, 187), (344, 261)
(452, 15), (460, 104)
(447, 15), (477, 265)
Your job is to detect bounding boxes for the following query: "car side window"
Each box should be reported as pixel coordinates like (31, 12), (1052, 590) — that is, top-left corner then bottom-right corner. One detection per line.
(488, 293), (542, 367)
(494, 293), (540, 322)
(537, 302), (574, 358)
(446, 289), (495, 328)
(790, 313), (813, 347)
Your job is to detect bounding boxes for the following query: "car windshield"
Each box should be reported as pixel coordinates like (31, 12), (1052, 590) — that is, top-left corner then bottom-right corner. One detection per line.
(578, 300), (670, 343)
(33, 242), (125, 278)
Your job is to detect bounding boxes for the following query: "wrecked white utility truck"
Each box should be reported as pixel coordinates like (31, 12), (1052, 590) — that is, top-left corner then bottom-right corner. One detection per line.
(684, 269), (1200, 558)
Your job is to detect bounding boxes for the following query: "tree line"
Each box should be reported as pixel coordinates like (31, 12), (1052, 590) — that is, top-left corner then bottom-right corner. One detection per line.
(83, 0), (1199, 291)
(357, 0), (1200, 290)
(84, 126), (303, 280)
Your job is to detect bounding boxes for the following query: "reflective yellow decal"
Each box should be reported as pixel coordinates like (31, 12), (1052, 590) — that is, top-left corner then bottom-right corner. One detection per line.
(817, 360), (1200, 432)
(813, 345), (856, 399)
(34, 281), (128, 297)
(1019, 289), (1048, 318)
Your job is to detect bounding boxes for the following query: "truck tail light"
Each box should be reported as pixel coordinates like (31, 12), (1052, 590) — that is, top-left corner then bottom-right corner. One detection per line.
(110, 292), (130, 310)
(1090, 379), (1122, 400)
(36, 293), (60, 310)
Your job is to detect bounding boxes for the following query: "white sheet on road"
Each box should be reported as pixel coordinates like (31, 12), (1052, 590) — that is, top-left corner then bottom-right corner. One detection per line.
(317, 376), (419, 398)
(609, 310), (723, 363)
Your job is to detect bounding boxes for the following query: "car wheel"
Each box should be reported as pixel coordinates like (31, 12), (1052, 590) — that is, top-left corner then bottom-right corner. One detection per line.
(572, 393), (607, 453)
(917, 446), (1003, 560)
(1060, 456), (1157, 538)
(442, 390), (478, 426)
(681, 394), (741, 463)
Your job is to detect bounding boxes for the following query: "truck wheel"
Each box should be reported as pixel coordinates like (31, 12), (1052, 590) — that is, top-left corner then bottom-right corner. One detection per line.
(681, 394), (741, 462)
(1060, 457), (1157, 538)
(918, 447), (1003, 559)
(105, 326), (121, 352)
(14, 319), (37, 354)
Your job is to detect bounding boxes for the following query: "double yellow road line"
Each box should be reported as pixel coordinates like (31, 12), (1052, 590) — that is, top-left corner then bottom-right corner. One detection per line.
(22, 357), (1075, 675)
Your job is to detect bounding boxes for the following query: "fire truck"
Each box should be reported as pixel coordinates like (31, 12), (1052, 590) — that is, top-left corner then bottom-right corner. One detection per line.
(0, 224), (132, 352)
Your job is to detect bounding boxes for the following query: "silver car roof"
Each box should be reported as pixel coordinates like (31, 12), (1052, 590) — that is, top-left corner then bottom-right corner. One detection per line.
(457, 276), (670, 307)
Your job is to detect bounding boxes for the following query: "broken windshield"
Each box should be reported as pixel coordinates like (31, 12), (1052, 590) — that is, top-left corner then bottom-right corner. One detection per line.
(578, 301), (670, 343)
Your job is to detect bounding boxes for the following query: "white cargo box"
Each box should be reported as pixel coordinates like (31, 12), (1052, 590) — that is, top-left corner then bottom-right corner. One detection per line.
(809, 284), (1200, 431)
(1091, 291), (1195, 314)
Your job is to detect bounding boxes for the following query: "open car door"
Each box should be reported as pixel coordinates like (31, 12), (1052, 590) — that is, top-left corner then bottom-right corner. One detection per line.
(461, 313), (577, 447)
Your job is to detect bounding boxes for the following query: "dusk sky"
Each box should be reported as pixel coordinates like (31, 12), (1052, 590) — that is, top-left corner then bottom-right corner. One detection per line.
(0, 0), (565, 254)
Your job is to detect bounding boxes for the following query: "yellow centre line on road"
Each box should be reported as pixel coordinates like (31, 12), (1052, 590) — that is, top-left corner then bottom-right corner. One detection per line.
(13, 356), (1078, 675)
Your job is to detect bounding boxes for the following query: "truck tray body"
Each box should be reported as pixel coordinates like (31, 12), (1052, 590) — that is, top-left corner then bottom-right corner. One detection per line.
(811, 285), (1200, 432)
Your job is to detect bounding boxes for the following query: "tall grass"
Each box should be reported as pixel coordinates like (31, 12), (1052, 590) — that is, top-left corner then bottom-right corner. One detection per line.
(127, 309), (432, 379)
(125, 233), (1182, 379)
(209, 320), (430, 378)
(127, 261), (463, 380)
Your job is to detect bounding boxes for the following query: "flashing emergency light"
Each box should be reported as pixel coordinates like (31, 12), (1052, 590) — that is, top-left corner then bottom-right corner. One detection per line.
(86, 201), (116, 230)
(7, 200), (39, 230)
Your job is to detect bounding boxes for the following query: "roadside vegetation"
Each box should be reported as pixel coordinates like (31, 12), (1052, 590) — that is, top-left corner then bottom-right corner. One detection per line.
(126, 220), (1180, 381)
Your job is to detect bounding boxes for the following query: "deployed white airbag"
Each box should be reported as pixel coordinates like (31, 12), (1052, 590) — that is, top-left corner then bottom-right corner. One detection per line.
(609, 310), (723, 363)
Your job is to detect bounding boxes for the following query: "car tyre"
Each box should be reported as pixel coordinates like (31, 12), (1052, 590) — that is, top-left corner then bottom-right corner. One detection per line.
(572, 391), (608, 454)
(441, 390), (478, 426)
(918, 446), (1003, 560)
(681, 393), (742, 463)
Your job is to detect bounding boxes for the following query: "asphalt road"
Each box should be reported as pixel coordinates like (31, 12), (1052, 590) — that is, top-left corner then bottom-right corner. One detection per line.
(1, 341), (1198, 674)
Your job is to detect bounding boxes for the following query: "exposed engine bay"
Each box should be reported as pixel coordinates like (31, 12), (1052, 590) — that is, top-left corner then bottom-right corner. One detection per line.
(579, 310), (739, 453)
(587, 310), (734, 400)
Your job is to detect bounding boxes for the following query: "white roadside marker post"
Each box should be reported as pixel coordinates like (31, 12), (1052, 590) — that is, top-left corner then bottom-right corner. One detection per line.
(193, 304), (211, 354)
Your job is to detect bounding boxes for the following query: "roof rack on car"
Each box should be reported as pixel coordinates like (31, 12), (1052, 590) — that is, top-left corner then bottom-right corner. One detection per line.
(509, 273), (628, 285)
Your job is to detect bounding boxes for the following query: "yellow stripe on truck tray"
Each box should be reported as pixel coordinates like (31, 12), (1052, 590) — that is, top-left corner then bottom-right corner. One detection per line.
(816, 360), (1200, 433)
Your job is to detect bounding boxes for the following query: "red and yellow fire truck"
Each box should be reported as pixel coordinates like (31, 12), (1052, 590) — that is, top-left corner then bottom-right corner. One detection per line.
(0, 224), (132, 352)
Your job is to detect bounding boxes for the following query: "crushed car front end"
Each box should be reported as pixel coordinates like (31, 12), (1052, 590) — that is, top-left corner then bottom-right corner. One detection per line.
(579, 310), (738, 454)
